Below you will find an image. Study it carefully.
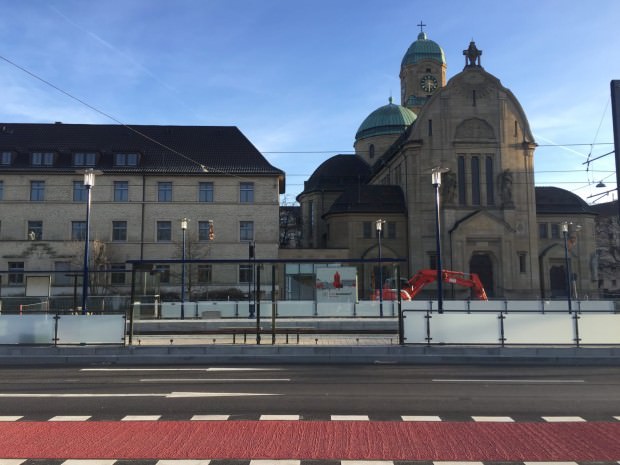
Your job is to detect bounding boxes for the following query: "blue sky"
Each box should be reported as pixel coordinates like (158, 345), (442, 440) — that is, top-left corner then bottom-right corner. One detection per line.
(1, 0), (619, 204)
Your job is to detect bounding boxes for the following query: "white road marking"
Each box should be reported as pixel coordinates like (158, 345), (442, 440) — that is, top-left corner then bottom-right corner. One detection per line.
(0, 392), (278, 398)
(524, 462), (578, 465)
(81, 368), (280, 372)
(0, 416), (23, 421)
(433, 379), (584, 384)
(63, 461), (117, 465)
(0, 460), (26, 465)
(122, 415), (161, 421)
(48, 415), (91, 421)
(402, 415), (442, 421)
(140, 378), (290, 382)
(191, 415), (230, 420)
(472, 416), (515, 422)
(166, 392), (279, 398)
(157, 461), (211, 465)
(434, 462), (484, 465)
(331, 415), (370, 421)
(342, 462), (394, 465)
(250, 461), (300, 465)
(260, 414), (300, 420)
(542, 416), (586, 422)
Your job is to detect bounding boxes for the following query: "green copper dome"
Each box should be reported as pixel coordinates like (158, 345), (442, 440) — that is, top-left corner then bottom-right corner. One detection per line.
(401, 31), (446, 67)
(355, 98), (417, 141)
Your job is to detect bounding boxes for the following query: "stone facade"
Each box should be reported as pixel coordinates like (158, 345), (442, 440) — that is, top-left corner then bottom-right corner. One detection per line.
(296, 30), (599, 300)
(0, 124), (283, 299)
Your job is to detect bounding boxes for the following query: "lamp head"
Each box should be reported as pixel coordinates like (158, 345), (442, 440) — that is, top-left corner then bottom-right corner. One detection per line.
(181, 218), (188, 230)
(431, 166), (449, 186)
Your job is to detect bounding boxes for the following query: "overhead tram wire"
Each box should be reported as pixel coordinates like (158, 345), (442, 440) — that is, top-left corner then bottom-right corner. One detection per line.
(0, 53), (615, 187)
(0, 54), (260, 182)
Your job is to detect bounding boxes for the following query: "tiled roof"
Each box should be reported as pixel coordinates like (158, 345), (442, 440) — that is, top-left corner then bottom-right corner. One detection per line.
(535, 186), (596, 214)
(300, 154), (370, 195)
(0, 123), (284, 176)
(325, 185), (407, 216)
(589, 200), (618, 217)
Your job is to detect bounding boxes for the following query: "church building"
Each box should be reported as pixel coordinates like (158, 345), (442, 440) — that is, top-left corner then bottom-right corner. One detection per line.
(295, 28), (598, 300)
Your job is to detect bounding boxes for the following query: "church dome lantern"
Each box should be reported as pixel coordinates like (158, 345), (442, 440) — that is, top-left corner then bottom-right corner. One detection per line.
(401, 31), (446, 67)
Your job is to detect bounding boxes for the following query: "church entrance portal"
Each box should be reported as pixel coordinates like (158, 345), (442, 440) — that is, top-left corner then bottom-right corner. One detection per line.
(469, 254), (494, 298)
(549, 265), (567, 297)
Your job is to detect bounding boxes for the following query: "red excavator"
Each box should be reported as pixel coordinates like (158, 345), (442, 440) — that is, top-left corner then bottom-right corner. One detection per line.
(374, 269), (488, 301)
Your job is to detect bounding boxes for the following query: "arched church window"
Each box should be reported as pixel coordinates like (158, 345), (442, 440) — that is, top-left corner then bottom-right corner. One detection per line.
(369, 144), (375, 159)
(485, 156), (494, 205)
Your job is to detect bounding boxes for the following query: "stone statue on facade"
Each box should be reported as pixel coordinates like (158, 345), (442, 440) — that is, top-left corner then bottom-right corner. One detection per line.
(499, 169), (514, 208)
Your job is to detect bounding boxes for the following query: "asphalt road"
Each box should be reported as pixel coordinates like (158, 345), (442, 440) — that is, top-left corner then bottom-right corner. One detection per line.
(1, 364), (619, 419)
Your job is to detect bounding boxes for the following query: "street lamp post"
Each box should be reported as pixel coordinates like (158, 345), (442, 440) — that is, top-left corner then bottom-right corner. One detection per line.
(432, 167), (449, 314)
(81, 169), (99, 315)
(376, 219), (386, 317)
(561, 221), (572, 313)
(180, 218), (188, 320)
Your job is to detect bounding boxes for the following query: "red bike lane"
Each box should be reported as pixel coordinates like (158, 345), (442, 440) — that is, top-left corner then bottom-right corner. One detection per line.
(0, 420), (619, 461)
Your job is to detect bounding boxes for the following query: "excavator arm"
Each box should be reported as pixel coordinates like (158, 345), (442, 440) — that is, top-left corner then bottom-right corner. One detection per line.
(403, 269), (488, 300)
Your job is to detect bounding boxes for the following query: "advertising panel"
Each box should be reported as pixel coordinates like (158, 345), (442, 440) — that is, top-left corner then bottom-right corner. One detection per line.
(315, 267), (358, 302)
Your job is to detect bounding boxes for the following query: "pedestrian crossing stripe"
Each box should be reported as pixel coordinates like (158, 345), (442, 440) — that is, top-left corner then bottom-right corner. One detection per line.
(0, 414), (606, 422)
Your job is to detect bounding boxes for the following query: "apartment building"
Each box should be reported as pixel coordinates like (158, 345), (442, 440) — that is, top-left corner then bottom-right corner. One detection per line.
(0, 123), (284, 298)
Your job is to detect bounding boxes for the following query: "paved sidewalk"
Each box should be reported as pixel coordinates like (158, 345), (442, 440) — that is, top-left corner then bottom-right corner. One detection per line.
(1, 343), (620, 366)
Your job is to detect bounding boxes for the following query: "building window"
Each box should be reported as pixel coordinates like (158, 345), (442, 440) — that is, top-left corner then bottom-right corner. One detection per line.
(110, 263), (126, 285)
(387, 222), (396, 239)
(114, 153), (138, 166)
(240, 182), (254, 203)
(428, 119), (433, 137)
(428, 253), (438, 270)
(457, 156), (466, 205)
(8, 262), (24, 285)
(240, 221), (254, 241)
(239, 264), (254, 284)
(73, 152), (96, 166)
(72, 221), (87, 240)
(53, 261), (72, 286)
(73, 181), (87, 202)
(1, 152), (12, 165)
(31, 152), (54, 166)
(30, 181), (45, 201)
(369, 144), (375, 159)
(551, 223), (560, 239)
(114, 181), (128, 202)
(157, 221), (172, 241)
(485, 156), (494, 205)
(0, 180), (4, 200)
(538, 223), (548, 239)
(158, 182), (172, 202)
(155, 265), (170, 283)
(308, 201), (314, 238)
(112, 221), (127, 241)
(363, 221), (372, 238)
(198, 221), (214, 241)
(197, 264), (213, 284)
(27, 221), (43, 240)
(471, 156), (480, 205)
(518, 252), (527, 273)
(199, 182), (214, 202)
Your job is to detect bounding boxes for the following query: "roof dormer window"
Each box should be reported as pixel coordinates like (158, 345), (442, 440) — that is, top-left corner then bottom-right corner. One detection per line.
(73, 152), (97, 167)
(31, 152), (54, 166)
(1, 151), (12, 165)
(114, 152), (139, 167)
